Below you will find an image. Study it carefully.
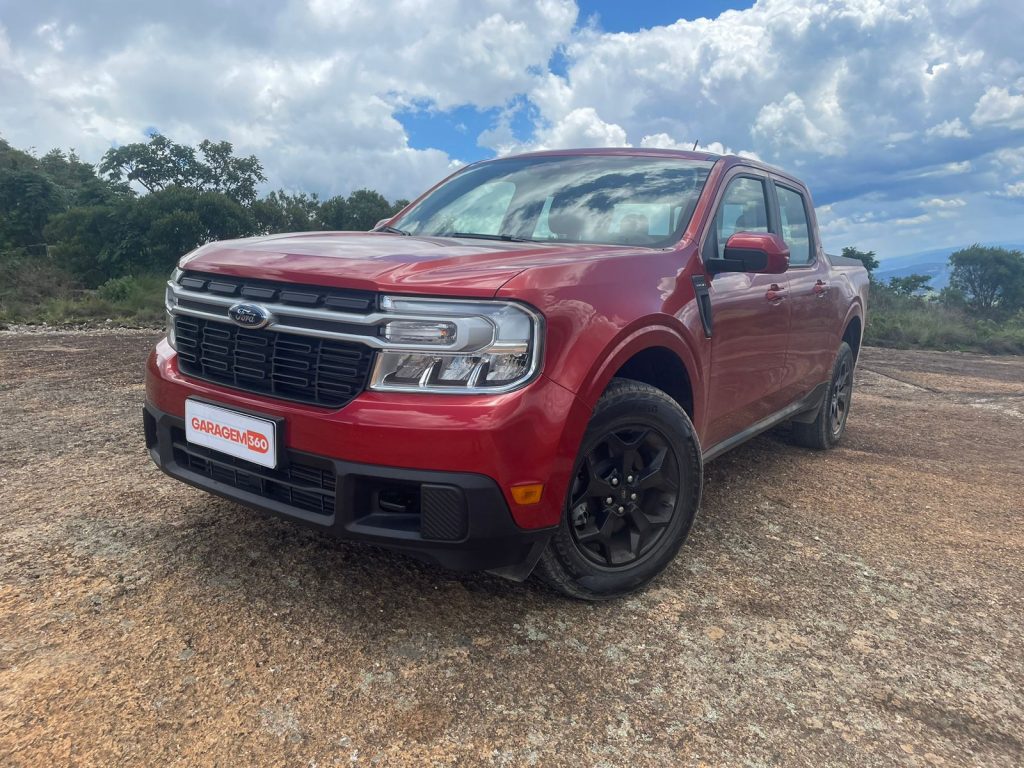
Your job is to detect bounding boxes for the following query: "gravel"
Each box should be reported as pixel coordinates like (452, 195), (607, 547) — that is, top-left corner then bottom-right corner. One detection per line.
(1, 332), (1022, 767)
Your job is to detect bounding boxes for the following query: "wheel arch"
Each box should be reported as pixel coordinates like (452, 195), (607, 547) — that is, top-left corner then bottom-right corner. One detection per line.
(841, 309), (864, 361)
(576, 323), (704, 432)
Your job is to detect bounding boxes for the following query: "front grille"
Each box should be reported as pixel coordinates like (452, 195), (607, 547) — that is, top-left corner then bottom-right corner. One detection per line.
(175, 317), (374, 408)
(171, 428), (336, 516)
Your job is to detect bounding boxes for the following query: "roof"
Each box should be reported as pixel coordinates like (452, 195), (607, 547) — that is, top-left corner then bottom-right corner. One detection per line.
(486, 147), (800, 184)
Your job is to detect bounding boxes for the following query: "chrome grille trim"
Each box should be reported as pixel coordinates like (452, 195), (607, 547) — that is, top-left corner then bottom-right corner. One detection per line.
(167, 281), (497, 352)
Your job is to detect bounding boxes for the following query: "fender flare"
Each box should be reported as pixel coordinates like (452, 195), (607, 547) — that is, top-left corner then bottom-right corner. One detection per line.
(575, 319), (706, 428)
(841, 301), (865, 349)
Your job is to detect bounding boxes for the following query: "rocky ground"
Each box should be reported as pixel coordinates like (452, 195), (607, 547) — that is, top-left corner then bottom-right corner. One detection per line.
(1, 331), (1022, 767)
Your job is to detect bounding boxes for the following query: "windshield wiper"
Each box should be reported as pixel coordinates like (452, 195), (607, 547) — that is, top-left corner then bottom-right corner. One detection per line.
(447, 231), (535, 243)
(374, 225), (411, 235)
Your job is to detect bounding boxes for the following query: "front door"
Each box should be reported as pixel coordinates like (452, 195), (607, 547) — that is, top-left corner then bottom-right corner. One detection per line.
(702, 174), (792, 449)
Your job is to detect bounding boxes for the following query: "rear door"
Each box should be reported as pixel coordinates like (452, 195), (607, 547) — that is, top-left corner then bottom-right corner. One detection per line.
(771, 180), (838, 401)
(702, 172), (792, 449)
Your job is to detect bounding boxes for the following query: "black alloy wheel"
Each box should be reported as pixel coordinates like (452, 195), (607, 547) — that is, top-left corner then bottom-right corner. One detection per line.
(568, 427), (680, 568)
(791, 341), (855, 450)
(830, 354), (853, 437)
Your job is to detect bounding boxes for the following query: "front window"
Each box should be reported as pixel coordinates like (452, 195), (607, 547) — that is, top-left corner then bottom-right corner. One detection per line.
(392, 155), (715, 248)
(704, 176), (770, 261)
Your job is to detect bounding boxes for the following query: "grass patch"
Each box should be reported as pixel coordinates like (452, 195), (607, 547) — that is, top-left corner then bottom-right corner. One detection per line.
(865, 286), (1024, 355)
(1, 251), (164, 328)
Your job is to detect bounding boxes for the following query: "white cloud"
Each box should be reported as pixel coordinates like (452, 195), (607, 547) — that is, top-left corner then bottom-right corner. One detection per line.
(0, 0), (578, 200)
(911, 160), (973, 177)
(992, 147), (1024, 174)
(926, 118), (971, 139)
(1, 0), (1023, 256)
(971, 86), (1024, 130)
(531, 107), (630, 150)
(752, 92), (845, 156)
(925, 197), (967, 208)
(638, 133), (760, 160)
(993, 181), (1024, 198)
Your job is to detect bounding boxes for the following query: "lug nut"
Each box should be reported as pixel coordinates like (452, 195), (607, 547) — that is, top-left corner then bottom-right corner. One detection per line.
(617, 506), (625, 513)
(630, 493), (637, 500)
(626, 475), (634, 483)
(605, 496), (614, 504)
(611, 478), (619, 486)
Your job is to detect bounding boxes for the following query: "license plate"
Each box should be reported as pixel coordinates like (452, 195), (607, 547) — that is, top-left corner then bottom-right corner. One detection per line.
(185, 400), (278, 469)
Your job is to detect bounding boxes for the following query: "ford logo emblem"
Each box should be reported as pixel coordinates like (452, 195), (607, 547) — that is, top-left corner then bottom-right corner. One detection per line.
(228, 303), (272, 330)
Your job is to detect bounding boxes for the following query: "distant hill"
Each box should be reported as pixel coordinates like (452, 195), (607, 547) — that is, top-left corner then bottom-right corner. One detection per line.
(875, 241), (1024, 290)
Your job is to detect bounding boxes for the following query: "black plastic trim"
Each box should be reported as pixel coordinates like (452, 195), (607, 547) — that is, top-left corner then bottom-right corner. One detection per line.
(179, 270), (377, 313)
(702, 381), (829, 462)
(691, 275), (713, 337)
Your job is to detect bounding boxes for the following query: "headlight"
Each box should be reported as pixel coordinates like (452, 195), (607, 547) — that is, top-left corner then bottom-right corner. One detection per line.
(165, 267), (182, 349)
(369, 296), (542, 394)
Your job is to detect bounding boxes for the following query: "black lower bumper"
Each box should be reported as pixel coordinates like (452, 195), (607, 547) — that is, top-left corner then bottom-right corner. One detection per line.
(143, 403), (552, 578)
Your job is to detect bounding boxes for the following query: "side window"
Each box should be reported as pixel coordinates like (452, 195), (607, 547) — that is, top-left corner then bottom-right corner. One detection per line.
(775, 184), (812, 266)
(705, 176), (769, 260)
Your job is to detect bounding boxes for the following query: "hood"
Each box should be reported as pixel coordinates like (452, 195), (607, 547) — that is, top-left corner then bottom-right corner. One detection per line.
(179, 231), (638, 297)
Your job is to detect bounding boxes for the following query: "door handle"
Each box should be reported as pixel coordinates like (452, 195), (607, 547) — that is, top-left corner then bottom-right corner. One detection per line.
(813, 279), (830, 296)
(765, 284), (786, 302)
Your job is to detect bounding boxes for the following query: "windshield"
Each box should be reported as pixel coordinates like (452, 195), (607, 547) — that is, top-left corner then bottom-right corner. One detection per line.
(391, 155), (715, 248)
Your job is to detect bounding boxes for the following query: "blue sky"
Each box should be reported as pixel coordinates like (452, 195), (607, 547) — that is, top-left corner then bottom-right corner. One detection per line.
(1, 0), (1022, 258)
(576, 1), (752, 32)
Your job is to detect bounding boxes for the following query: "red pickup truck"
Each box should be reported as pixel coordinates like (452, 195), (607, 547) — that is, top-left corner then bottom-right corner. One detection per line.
(145, 148), (868, 599)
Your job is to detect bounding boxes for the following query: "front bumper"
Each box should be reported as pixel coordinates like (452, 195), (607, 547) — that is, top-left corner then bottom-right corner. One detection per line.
(145, 402), (552, 576)
(144, 339), (593, 575)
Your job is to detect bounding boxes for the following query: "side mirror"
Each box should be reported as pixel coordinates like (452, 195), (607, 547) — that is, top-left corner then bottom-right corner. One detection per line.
(708, 232), (790, 275)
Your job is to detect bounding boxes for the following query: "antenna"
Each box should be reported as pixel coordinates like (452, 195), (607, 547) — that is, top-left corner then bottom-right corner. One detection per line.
(692, 140), (699, 150)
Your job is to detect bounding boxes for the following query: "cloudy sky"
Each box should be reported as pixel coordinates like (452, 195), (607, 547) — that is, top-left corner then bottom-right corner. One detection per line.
(2, 0), (1023, 258)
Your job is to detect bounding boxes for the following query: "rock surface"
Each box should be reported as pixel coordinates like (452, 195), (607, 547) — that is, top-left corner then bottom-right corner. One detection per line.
(1, 333), (1022, 766)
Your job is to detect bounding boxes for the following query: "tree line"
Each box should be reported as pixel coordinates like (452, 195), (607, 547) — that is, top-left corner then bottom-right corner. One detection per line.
(840, 245), (1024, 319)
(2, 132), (1022, 338)
(0, 133), (408, 287)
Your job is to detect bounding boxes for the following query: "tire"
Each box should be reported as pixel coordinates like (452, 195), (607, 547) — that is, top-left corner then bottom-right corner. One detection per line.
(791, 341), (855, 450)
(535, 378), (702, 601)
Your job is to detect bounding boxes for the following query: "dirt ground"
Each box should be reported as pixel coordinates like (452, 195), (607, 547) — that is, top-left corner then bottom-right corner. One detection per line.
(0, 331), (1022, 767)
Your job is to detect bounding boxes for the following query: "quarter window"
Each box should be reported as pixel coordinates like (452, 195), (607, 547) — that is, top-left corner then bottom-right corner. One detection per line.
(775, 185), (812, 266)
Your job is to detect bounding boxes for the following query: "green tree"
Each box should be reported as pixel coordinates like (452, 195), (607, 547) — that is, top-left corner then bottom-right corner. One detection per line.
(39, 149), (129, 207)
(888, 274), (932, 297)
(948, 244), (1024, 315)
(128, 187), (256, 274)
(99, 133), (265, 204)
(196, 139), (266, 205)
(344, 189), (393, 230)
(0, 167), (63, 248)
(318, 195), (348, 230)
(841, 246), (880, 276)
(43, 204), (127, 285)
(251, 190), (321, 234)
(46, 187), (257, 284)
